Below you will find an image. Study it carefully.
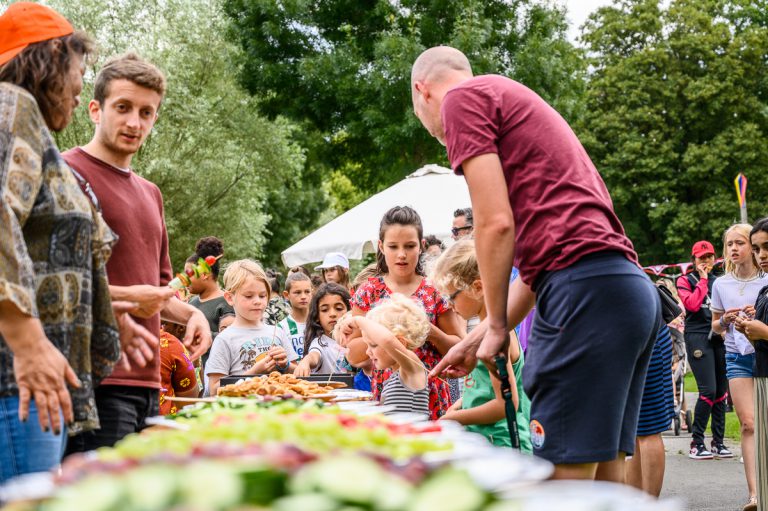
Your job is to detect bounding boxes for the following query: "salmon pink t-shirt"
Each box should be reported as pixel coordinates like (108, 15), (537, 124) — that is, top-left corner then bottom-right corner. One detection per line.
(441, 75), (637, 287)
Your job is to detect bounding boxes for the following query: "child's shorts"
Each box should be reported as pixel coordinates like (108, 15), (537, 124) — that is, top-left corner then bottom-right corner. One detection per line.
(523, 252), (660, 464)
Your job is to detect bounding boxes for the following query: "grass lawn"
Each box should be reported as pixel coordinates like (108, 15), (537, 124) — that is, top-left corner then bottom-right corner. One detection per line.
(683, 372), (742, 442)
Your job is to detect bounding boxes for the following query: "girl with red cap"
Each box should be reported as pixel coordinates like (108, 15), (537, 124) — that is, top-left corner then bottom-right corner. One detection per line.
(676, 239), (729, 462)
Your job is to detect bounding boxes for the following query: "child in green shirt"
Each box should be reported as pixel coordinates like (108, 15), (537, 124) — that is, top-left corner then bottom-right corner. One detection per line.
(430, 240), (531, 452)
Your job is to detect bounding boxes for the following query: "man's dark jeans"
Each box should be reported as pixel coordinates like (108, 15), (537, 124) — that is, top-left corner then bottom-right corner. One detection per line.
(65, 385), (159, 455)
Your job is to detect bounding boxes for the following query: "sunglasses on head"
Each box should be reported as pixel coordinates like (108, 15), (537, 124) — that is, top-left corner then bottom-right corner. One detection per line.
(451, 225), (472, 237)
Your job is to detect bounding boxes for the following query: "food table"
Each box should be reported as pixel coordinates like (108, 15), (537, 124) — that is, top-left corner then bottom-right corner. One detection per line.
(1, 374), (683, 511)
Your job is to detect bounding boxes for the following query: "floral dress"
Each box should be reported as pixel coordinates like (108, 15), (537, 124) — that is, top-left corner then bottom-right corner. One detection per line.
(352, 276), (452, 419)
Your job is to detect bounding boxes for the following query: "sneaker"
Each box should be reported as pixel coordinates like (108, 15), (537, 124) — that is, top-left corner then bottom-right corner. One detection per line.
(689, 443), (714, 460)
(711, 442), (734, 458)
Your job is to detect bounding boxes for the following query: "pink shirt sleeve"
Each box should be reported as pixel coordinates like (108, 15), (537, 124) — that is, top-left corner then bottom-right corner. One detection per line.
(676, 274), (708, 313)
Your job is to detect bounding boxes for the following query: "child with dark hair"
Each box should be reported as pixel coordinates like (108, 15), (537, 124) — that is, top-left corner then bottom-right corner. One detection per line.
(294, 283), (352, 376)
(278, 273), (313, 359)
(350, 206), (464, 419)
(187, 237), (233, 339)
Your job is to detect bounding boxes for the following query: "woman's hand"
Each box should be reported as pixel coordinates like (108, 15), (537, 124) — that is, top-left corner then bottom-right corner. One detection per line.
(735, 317), (768, 342)
(13, 341), (79, 435)
(0, 301), (79, 435)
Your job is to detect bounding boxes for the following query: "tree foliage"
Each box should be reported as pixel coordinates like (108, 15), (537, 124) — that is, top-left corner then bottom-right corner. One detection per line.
(578, 0), (768, 263)
(222, 0), (586, 194)
(35, 0), (320, 269)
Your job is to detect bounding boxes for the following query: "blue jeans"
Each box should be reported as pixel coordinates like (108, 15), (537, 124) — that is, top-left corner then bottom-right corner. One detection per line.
(0, 396), (66, 483)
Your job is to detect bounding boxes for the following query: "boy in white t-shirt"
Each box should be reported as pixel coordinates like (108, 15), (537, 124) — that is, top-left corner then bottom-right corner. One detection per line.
(278, 272), (313, 359)
(206, 260), (298, 396)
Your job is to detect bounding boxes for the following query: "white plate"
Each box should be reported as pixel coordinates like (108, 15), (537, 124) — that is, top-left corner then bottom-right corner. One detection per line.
(495, 480), (683, 510)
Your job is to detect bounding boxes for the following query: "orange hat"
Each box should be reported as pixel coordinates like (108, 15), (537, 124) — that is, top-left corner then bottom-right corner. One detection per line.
(0, 3), (74, 67)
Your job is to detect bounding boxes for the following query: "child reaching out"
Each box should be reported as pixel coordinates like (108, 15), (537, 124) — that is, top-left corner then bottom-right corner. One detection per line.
(205, 260), (299, 396)
(338, 294), (431, 418)
(294, 283), (352, 376)
(431, 240), (532, 451)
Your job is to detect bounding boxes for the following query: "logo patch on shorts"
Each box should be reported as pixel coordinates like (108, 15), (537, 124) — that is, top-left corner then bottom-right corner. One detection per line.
(530, 420), (545, 449)
(693, 349), (703, 359)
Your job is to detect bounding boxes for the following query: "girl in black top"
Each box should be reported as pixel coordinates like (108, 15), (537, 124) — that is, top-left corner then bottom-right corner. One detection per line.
(676, 241), (729, 460)
(736, 219), (768, 511)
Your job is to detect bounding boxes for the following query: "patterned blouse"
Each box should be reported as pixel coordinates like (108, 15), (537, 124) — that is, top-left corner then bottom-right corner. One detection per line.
(352, 276), (453, 419)
(0, 83), (120, 434)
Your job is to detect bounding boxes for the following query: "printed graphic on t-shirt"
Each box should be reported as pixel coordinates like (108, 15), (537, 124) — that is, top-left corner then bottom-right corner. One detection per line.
(239, 337), (282, 370)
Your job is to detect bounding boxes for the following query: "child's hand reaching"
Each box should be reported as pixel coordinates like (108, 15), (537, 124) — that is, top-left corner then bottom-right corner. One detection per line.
(335, 314), (361, 348)
(294, 359), (311, 377)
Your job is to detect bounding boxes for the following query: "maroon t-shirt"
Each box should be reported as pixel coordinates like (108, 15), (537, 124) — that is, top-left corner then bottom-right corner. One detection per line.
(442, 75), (638, 286)
(63, 147), (172, 388)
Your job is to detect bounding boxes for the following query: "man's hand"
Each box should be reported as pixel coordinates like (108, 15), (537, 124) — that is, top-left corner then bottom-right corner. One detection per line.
(110, 285), (175, 319)
(429, 321), (485, 379)
(476, 325), (511, 379)
(182, 310), (212, 361)
(112, 301), (159, 371)
(14, 341), (79, 435)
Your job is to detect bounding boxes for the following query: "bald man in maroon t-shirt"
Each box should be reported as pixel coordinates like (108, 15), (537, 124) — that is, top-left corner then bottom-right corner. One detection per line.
(414, 47), (660, 481)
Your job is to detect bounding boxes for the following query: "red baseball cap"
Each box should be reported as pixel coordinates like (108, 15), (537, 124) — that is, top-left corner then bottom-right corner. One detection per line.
(691, 240), (716, 258)
(0, 3), (74, 67)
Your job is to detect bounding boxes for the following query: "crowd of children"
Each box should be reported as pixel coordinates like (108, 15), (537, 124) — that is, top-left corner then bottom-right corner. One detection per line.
(159, 206), (533, 450)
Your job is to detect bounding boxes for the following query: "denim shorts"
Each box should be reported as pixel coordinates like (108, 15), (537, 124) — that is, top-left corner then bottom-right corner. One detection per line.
(0, 396), (66, 483)
(726, 352), (755, 379)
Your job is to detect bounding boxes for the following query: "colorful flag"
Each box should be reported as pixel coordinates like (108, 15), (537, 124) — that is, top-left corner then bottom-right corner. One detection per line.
(735, 173), (748, 208)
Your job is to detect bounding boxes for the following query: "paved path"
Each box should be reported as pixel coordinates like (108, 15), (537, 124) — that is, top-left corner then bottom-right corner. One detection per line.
(660, 394), (748, 510)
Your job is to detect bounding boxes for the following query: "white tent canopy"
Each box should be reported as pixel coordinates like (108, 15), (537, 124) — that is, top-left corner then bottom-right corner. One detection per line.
(281, 164), (471, 267)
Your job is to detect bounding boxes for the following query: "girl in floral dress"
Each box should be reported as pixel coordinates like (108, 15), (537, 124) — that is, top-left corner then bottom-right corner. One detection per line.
(350, 206), (463, 419)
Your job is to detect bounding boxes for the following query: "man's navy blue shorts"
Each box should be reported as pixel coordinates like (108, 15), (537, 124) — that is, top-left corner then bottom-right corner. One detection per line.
(523, 252), (660, 464)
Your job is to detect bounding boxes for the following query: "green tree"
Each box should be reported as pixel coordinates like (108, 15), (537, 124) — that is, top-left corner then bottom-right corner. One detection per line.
(578, 0), (768, 263)
(222, 0), (586, 194)
(37, 0), (321, 269)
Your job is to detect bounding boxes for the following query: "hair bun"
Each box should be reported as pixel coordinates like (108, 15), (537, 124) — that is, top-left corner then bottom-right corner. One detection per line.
(195, 236), (223, 258)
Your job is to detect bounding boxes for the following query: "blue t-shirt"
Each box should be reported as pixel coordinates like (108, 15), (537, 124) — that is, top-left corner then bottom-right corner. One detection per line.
(354, 369), (372, 391)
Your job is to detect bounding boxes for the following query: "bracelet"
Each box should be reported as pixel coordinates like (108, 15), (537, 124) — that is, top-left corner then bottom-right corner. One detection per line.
(720, 316), (728, 329)
(276, 361), (290, 373)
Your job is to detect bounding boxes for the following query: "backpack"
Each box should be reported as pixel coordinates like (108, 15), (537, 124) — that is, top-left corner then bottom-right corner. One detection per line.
(657, 284), (682, 324)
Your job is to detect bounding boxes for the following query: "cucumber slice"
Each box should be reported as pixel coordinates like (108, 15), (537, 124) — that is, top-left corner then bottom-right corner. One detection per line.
(272, 493), (339, 511)
(125, 465), (178, 511)
(408, 469), (487, 511)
